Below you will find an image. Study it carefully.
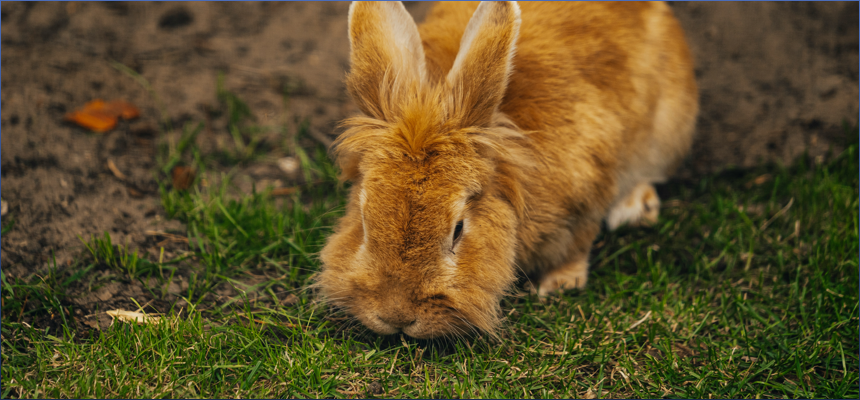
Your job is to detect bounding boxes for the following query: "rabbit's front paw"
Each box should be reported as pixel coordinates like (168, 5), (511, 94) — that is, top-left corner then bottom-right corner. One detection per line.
(606, 183), (660, 230)
(534, 258), (589, 297)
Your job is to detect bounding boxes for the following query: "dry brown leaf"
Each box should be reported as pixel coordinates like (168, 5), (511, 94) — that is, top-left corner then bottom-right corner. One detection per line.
(172, 166), (196, 190)
(745, 173), (772, 188)
(105, 309), (161, 324)
(127, 187), (144, 198)
(281, 293), (298, 306)
(271, 187), (298, 196)
(82, 317), (100, 330)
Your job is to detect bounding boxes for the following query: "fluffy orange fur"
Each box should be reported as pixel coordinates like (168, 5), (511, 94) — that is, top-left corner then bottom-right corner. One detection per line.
(316, 1), (698, 339)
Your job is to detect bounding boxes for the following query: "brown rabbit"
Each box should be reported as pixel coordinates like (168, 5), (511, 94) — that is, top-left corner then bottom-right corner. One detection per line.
(316, 1), (698, 339)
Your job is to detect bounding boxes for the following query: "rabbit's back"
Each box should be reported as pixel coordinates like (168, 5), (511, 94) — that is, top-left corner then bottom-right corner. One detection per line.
(420, 1), (695, 150)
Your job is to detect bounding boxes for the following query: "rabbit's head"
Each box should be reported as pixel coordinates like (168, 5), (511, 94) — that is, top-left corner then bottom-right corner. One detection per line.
(316, 1), (525, 339)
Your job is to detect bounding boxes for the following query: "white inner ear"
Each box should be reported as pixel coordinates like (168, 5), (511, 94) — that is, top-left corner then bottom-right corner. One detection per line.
(446, 1), (521, 84)
(382, 2), (427, 83)
(349, 1), (427, 83)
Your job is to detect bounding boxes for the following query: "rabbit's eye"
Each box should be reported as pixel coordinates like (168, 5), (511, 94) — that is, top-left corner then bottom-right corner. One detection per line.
(452, 220), (464, 246)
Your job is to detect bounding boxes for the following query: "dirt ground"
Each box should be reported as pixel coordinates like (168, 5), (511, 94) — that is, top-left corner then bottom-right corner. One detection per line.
(1, 2), (857, 312)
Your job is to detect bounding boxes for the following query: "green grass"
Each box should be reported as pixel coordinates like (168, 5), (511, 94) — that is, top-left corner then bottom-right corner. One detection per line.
(2, 81), (857, 397)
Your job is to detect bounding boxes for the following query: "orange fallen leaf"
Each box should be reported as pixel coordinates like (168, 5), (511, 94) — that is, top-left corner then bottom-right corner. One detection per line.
(102, 99), (140, 120)
(64, 99), (140, 133)
(65, 108), (116, 132)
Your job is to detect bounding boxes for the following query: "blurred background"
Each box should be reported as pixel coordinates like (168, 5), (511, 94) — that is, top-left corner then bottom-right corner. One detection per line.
(1, 1), (857, 273)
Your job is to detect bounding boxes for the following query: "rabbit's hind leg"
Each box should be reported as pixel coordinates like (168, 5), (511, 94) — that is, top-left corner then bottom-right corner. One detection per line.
(605, 182), (661, 230)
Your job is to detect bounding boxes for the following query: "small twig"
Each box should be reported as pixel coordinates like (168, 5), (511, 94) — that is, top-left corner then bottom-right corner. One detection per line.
(389, 348), (400, 375)
(107, 159), (128, 181)
(107, 159), (153, 197)
(779, 220), (802, 243)
(627, 310), (652, 331)
(138, 299), (154, 312)
(238, 313), (269, 326)
(760, 197), (794, 231)
(17, 292), (30, 324)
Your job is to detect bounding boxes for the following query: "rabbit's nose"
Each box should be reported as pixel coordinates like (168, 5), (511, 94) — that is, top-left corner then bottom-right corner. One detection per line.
(378, 314), (416, 330)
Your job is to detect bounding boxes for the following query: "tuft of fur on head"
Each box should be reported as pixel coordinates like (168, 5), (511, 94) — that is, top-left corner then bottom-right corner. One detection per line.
(333, 90), (531, 220)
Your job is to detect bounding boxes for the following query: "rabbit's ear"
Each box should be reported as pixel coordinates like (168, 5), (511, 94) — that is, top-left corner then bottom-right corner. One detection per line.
(347, 1), (427, 120)
(446, 1), (521, 127)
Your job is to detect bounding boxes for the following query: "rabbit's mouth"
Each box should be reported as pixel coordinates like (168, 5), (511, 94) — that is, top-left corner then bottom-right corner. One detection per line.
(361, 304), (475, 339)
(401, 321), (434, 339)
(367, 313), (413, 335)
(381, 318), (450, 339)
